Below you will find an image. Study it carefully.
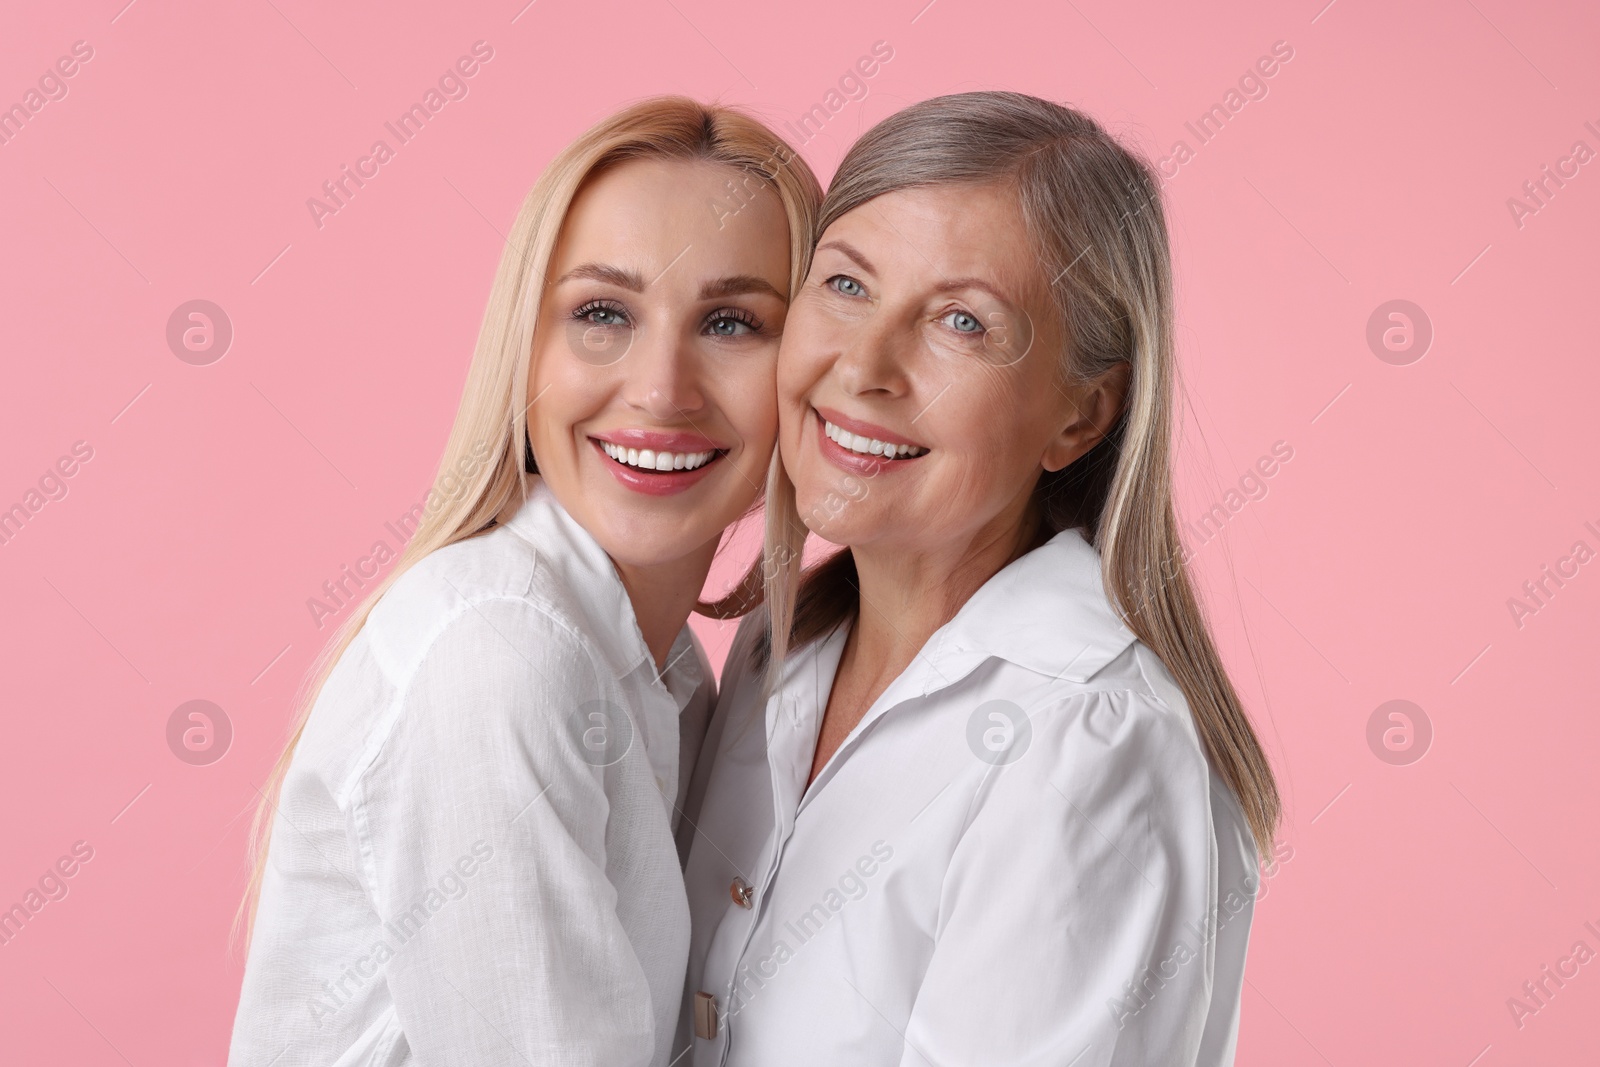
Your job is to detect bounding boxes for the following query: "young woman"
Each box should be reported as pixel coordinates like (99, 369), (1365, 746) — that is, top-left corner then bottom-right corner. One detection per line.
(228, 98), (819, 1067)
(678, 92), (1281, 1066)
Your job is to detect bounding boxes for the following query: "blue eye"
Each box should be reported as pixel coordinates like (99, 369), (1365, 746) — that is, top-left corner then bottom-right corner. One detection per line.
(944, 310), (983, 334)
(705, 309), (761, 337)
(828, 275), (866, 298)
(575, 301), (629, 327)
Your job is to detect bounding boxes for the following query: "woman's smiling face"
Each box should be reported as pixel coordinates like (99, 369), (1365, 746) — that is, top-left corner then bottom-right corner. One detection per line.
(778, 181), (1117, 559)
(527, 157), (791, 570)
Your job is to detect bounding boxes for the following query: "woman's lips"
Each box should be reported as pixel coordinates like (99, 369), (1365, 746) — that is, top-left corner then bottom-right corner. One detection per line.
(591, 428), (721, 452)
(813, 406), (927, 451)
(588, 436), (725, 497)
(810, 407), (930, 477)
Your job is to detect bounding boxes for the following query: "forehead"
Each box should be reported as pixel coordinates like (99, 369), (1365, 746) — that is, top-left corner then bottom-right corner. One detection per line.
(551, 157), (791, 281)
(821, 182), (1044, 300)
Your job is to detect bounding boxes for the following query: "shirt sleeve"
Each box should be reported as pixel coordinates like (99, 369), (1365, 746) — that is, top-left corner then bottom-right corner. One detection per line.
(353, 596), (657, 1067)
(898, 689), (1226, 1067)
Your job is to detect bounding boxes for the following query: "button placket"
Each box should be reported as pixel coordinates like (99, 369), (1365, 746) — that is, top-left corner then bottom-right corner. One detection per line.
(709, 700), (802, 1054)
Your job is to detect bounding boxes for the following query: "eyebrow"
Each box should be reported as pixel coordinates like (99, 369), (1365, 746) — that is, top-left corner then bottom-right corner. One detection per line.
(933, 276), (1019, 308)
(552, 263), (784, 302)
(817, 241), (1019, 308)
(698, 274), (785, 301)
(553, 263), (646, 291)
(815, 239), (876, 276)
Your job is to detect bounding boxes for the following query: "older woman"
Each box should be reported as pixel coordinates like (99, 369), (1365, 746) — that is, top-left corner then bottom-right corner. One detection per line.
(677, 92), (1280, 1066)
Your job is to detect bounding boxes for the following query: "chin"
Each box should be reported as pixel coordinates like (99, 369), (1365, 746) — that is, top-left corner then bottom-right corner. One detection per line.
(597, 494), (734, 568)
(792, 492), (859, 546)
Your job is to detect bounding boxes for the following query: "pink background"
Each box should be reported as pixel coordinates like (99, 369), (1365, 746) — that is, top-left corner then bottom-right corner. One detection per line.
(2, 0), (1597, 1062)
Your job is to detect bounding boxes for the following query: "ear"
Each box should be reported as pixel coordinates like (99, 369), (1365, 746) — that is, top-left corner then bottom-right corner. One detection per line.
(1041, 362), (1131, 473)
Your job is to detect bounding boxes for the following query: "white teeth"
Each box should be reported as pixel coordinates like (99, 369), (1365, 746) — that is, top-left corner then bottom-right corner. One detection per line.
(600, 440), (717, 472)
(823, 420), (927, 459)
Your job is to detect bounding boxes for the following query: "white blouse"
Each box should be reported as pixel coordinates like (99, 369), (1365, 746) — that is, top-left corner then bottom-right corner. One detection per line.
(677, 527), (1260, 1066)
(230, 475), (713, 1067)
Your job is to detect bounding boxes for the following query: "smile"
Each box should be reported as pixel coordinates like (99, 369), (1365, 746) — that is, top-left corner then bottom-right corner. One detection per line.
(811, 407), (929, 477)
(588, 432), (727, 497)
(822, 420), (928, 459)
(599, 441), (719, 472)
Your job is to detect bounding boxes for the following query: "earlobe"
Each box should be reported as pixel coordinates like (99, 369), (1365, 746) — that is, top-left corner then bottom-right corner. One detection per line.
(1040, 426), (1086, 474)
(1040, 364), (1130, 473)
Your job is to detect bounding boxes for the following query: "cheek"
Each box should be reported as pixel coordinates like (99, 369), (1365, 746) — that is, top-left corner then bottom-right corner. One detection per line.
(776, 371), (811, 458)
(527, 342), (605, 448)
(925, 379), (1051, 497)
(776, 352), (808, 412)
(735, 398), (780, 469)
(714, 350), (780, 448)
(776, 301), (837, 402)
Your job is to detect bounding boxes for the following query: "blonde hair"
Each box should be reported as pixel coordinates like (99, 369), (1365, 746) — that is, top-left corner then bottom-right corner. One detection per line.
(761, 91), (1280, 855)
(237, 96), (821, 947)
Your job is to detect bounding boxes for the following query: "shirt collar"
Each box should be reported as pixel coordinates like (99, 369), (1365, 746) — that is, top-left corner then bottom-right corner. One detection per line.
(660, 627), (707, 712)
(500, 474), (652, 679)
(930, 525), (1139, 684)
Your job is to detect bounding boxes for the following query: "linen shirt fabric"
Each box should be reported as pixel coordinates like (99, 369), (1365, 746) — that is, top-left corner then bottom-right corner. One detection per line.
(678, 526), (1261, 1067)
(229, 475), (714, 1067)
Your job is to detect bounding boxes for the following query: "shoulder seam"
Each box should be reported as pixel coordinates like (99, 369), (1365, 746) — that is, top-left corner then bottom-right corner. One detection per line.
(336, 593), (599, 810)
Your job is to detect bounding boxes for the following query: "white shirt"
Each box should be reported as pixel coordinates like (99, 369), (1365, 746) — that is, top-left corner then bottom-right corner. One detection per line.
(230, 475), (713, 1067)
(678, 527), (1260, 1066)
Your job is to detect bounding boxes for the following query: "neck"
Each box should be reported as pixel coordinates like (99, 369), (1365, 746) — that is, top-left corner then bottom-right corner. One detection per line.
(611, 538), (720, 672)
(845, 501), (1044, 687)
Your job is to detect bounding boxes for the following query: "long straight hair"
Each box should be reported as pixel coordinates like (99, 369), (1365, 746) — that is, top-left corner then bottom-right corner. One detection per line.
(237, 97), (821, 947)
(762, 91), (1280, 855)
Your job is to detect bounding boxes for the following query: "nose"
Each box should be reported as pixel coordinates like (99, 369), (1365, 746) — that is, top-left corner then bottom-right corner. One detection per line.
(619, 322), (708, 421)
(831, 313), (910, 399)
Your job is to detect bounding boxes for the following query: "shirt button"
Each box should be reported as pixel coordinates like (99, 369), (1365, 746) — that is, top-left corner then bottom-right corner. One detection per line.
(693, 991), (719, 1039)
(730, 876), (754, 909)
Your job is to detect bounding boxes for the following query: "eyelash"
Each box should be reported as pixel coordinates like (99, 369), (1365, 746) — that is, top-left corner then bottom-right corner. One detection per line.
(573, 299), (628, 325)
(825, 273), (866, 298)
(706, 307), (764, 335)
(940, 308), (984, 335)
(824, 274), (985, 340)
(569, 300), (764, 336)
